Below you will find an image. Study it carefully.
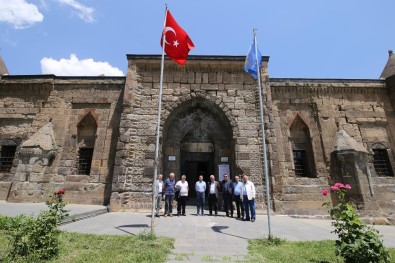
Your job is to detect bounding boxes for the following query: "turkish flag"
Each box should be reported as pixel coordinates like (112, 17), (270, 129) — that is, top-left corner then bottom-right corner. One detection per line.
(161, 10), (195, 65)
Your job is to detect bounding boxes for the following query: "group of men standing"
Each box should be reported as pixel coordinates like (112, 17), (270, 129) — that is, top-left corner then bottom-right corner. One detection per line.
(154, 172), (256, 222)
(154, 172), (189, 217)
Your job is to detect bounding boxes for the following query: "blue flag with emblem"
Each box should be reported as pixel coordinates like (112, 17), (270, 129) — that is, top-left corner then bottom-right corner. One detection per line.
(244, 37), (262, 80)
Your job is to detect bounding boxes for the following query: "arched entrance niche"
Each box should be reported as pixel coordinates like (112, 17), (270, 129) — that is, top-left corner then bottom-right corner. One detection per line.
(162, 97), (235, 197)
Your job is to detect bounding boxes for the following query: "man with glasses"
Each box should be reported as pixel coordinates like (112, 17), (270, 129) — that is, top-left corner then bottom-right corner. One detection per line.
(221, 173), (234, 217)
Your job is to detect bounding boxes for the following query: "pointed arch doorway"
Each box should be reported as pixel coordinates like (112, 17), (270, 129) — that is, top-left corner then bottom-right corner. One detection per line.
(162, 97), (235, 198)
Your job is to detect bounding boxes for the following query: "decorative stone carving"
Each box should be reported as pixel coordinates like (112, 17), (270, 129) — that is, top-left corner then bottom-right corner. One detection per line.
(19, 122), (57, 160)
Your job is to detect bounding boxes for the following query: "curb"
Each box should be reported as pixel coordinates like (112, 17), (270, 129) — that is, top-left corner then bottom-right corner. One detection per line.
(61, 207), (108, 225)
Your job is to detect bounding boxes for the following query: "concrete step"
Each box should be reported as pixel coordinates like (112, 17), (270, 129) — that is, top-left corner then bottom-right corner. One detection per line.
(61, 206), (108, 225)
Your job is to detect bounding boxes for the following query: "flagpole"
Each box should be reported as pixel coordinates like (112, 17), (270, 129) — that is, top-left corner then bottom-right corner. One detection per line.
(253, 28), (272, 238)
(151, 4), (168, 234)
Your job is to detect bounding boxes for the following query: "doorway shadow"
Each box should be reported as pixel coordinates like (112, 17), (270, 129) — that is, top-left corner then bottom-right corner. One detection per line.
(211, 225), (247, 240)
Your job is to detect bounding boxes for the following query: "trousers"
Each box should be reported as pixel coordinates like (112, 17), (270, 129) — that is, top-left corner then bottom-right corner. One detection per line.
(208, 193), (218, 215)
(165, 195), (174, 215)
(196, 192), (205, 215)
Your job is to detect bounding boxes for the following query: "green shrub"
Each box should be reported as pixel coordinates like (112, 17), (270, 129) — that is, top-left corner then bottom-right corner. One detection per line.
(322, 183), (391, 263)
(3, 189), (68, 262)
(0, 215), (11, 230)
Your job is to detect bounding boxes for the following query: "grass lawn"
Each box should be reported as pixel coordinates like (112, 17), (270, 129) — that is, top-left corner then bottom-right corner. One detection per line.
(0, 231), (174, 263)
(2, 230), (395, 262)
(246, 238), (395, 263)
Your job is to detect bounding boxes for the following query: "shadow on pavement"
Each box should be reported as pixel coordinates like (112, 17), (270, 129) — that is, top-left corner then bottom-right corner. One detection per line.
(114, 224), (149, 235)
(211, 225), (247, 240)
(117, 224), (149, 228)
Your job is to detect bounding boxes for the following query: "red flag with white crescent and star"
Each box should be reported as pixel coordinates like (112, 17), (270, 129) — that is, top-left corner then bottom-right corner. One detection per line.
(161, 10), (195, 65)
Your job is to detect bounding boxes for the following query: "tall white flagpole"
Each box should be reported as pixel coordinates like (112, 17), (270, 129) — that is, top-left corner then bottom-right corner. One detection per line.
(253, 28), (272, 238)
(151, 4), (168, 234)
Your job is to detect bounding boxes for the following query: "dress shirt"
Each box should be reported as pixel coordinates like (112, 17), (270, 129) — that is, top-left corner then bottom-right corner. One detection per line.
(233, 181), (243, 196)
(195, 181), (206, 193)
(176, 181), (189, 196)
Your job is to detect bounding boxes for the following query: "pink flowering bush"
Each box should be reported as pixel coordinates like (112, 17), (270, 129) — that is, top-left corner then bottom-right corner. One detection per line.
(48, 188), (67, 221)
(322, 183), (390, 263)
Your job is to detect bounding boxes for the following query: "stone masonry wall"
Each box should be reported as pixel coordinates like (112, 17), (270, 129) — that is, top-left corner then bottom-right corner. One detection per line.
(0, 77), (124, 204)
(270, 79), (395, 217)
(111, 56), (272, 211)
(1, 58), (394, 219)
(0, 80), (52, 200)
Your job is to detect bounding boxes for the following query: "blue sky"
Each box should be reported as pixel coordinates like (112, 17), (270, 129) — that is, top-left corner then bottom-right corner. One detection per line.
(0, 0), (394, 78)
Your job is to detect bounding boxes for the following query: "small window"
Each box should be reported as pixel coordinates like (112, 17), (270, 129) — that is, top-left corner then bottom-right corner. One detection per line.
(0, 145), (17, 172)
(293, 150), (310, 177)
(78, 148), (94, 175)
(373, 149), (393, 177)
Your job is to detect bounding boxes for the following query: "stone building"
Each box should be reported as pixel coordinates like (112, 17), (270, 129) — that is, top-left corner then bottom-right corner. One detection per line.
(1, 52), (395, 223)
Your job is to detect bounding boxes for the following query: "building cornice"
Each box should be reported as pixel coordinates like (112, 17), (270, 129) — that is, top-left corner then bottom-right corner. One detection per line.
(127, 54), (270, 62)
(270, 78), (386, 94)
(0, 75), (125, 91)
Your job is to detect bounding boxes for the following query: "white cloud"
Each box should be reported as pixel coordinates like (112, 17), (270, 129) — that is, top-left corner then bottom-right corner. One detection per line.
(56, 0), (94, 23)
(0, 0), (44, 29)
(40, 54), (124, 76)
(38, 0), (49, 10)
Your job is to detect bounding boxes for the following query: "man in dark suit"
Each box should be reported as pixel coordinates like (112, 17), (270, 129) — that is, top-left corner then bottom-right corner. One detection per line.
(221, 173), (234, 217)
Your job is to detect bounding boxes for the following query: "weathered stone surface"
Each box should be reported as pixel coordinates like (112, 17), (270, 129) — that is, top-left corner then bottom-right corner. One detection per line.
(1, 57), (395, 221)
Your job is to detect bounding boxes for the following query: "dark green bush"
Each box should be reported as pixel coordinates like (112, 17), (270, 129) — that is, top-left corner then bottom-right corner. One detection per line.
(0, 214), (11, 230)
(3, 189), (68, 262)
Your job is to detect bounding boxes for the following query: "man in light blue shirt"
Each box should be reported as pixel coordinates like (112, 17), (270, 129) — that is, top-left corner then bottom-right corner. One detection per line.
(195, 175), (206, 216)
(232, 175), (244, 219)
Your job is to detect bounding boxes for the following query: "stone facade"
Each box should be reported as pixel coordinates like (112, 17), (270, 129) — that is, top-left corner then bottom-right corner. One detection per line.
(1, 54), (395, 223)
(0, 76), (124, 205)
(270, 79), (395, 218)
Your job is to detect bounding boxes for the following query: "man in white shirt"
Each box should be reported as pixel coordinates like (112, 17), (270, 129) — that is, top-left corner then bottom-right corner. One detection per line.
(207, 175), (220, 216)
(154, 174), (163, 217)
(241, 175), (256, 222)
(175, 175), (189, 216)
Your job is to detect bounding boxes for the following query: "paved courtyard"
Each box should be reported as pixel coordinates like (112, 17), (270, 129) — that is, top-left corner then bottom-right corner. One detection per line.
(1, 202), (395, 262)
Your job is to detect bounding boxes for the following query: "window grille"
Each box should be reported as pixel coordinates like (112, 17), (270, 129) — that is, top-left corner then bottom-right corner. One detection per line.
(373, 149), (393, 177)
(0, 146), (17, 172)
(78, 148), (94, 175)
(293, 150), (310, 177)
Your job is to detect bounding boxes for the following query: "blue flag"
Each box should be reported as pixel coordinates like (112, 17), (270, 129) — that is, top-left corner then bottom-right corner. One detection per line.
(244, 39), (262, 80)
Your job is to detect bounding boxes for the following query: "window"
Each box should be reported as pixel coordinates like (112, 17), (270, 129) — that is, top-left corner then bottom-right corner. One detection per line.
(293, 150), (310, 177)
(290, 115), (316, 178)
(77, 112), (97, 176)
(373, 149), (393, 177)
(0, 145), (17, 172)
(78, 148), (94, 175)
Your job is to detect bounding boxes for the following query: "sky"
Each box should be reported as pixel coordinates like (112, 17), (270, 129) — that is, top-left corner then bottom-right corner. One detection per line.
(0, 0), (394, 79)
